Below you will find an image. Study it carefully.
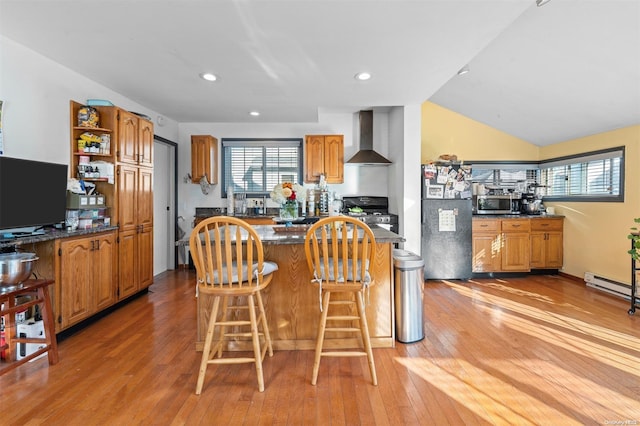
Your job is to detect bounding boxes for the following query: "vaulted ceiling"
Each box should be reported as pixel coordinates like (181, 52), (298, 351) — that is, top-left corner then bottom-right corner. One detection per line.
(1, 0), (638, 146)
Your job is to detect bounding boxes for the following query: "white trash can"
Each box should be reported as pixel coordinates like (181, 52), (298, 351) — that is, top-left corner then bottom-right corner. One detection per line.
(393, 249), (425, 343)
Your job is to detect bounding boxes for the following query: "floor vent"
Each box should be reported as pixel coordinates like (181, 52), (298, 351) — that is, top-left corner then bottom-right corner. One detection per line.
(584, 272), (632, 300)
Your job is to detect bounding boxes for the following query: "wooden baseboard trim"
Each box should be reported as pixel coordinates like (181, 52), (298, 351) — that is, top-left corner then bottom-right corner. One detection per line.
(558, 271), (584, 283)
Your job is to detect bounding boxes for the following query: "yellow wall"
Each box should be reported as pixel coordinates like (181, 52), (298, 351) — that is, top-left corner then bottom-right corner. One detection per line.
(422, 100), (640, 284)
(539, 126), (640, 284)
(421, 102), (539, 162)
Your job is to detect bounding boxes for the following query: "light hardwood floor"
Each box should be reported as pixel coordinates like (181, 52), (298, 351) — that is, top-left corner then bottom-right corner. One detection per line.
(1, 271), (639, 425)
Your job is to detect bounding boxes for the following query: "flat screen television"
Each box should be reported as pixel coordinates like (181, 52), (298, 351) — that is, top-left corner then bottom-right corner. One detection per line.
(0, 156), (68, 233)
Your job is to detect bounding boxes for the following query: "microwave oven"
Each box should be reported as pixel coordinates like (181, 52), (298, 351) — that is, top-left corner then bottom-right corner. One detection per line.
(474, 195), (514, 214)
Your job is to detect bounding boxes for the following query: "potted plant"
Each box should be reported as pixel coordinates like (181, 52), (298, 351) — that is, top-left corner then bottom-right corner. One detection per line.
(628, 218), (640, 260)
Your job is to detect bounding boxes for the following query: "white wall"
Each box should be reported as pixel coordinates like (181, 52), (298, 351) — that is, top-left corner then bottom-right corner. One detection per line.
(177, 109), (404, 231)
(388, 105), (422, 254)
(0, 35), (179, 161)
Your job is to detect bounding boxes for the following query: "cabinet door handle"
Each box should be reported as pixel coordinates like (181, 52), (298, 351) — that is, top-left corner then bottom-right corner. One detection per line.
(90, 240), (95, 251)
(95, 239), (100, 250)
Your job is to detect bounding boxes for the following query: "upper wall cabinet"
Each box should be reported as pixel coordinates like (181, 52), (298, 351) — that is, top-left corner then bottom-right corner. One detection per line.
(304, 134), (344, 184)
(191, 135), (218, 184)
(117, 109), (153, 167)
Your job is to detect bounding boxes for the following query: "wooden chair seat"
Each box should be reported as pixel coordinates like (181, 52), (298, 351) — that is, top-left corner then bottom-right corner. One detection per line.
(189, 216), (276, 394)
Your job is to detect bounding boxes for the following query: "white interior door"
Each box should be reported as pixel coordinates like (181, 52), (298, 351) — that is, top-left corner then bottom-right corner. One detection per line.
(153, 140), (175, 274)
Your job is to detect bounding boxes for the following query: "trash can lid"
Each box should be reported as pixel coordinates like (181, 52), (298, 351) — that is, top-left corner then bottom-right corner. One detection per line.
(393, 249), (425, 269)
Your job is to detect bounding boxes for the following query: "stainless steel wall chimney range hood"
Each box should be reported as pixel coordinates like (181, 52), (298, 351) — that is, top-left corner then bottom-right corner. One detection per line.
(346, 110), (392, 165)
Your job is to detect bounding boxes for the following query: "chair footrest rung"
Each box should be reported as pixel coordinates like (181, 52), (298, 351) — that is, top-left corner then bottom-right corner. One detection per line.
(216, 320), (251, 326)
(224, 332), (264, 338)
(225, 305), (249, 310)
(321, 351), (367, 357)
(326, 315), (360, 321)
(324, 327), (361, 333)
(329, 300), (354, 306)
(208, 357), (256, 365)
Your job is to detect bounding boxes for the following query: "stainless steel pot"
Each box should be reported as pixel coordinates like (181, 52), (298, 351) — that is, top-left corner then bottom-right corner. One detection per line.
(0, 252), (39, 290)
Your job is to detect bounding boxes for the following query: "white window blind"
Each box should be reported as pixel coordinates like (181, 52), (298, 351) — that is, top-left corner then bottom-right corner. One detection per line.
(221, 139), (303, 196)
(540, 147), (624, 201)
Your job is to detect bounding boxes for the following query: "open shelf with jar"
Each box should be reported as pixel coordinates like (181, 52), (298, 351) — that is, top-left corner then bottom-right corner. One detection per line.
(70, 101), (117, 224)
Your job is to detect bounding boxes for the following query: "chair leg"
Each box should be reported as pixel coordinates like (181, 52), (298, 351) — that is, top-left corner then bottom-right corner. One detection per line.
(355, 290), (377, 386)
(215, 295), (230, 358)
(247, 294), (265, 392)
(255, 290), (273, 358)
(311, 290), (332, 385)
(196, 295), (221, 395)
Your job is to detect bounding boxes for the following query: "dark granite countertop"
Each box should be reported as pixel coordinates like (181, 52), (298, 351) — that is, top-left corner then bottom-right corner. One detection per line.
(472, 214), (565, 219)
(177, 223), (404, 246)
(195, 207), (282, 218)
(0, 226), (119, 248)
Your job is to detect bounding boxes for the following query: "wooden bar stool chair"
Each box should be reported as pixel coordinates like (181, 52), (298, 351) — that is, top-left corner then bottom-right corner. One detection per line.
(304, 216), (378, 385)
(189, 216), (278, 394)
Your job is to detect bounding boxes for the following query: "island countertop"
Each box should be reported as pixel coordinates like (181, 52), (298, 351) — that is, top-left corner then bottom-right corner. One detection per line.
(177, 223), (405, 247)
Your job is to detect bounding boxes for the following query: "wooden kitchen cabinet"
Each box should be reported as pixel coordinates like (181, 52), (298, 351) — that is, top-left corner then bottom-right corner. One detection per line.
(191, 135), (218, 184)
(530, 218), (564, 269)
(57, 231), (117, 330)
(304, 135), (344, 183)
(472, 219), (501, 272)
(473, 217), (551, 273)
(500, 219), (531, 272)
(116, 109), (154, 167)
(115, 106), (154, 298)
(117, 164), (154, 298)
(65, 100), (154, 330)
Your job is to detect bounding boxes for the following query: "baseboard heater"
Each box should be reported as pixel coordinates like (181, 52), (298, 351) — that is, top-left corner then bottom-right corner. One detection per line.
(584, 272), (632, 300)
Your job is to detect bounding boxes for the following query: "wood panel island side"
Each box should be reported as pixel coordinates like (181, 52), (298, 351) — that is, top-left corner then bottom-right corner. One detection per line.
(190, 224), (405, 351)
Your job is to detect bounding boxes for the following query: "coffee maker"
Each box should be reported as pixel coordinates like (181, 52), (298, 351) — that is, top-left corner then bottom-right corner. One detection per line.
(521, 193), (542, 214)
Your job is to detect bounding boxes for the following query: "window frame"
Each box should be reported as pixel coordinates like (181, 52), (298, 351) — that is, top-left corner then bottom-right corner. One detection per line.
(539, 146), (625, 202)
(220, 138), (304, 198)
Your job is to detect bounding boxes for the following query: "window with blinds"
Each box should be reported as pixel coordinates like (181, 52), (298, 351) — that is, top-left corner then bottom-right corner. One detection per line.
(221, 138), (303, 197)
(539, 147), (624, 202)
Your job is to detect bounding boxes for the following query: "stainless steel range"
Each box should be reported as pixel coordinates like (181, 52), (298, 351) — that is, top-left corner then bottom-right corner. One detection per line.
(341, 196), (398, 234)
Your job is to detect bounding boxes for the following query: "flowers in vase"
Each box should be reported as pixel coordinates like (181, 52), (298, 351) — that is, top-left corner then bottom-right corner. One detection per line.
(270, 182), (307, 204)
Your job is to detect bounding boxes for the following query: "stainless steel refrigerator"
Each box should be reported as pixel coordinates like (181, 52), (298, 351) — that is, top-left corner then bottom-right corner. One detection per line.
(420, 163), (473, 280)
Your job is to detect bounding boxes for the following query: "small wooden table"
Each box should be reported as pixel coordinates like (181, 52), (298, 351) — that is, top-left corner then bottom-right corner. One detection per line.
(1, 279), (58, 374)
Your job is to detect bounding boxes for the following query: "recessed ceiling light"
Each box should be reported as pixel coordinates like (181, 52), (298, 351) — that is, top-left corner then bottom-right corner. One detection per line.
(200, 72), (217, 81)
(536, 0), (551, 6)
(457, 65), (470, 76)
(249, 111), (260, 117)
(355, 72), (372, 81)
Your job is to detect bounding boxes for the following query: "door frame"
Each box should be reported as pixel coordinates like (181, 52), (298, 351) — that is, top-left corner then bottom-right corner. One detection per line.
(153, 135), (179, 270)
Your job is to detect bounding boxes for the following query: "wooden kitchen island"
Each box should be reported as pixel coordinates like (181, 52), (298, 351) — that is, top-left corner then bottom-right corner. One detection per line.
(189, 224), (404, 351)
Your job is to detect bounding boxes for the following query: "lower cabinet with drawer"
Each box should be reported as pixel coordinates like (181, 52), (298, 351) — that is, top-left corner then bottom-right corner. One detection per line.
(500, 219), (531, 272)
(530, 218), (564, 269)
(472, 219), (501, 272)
